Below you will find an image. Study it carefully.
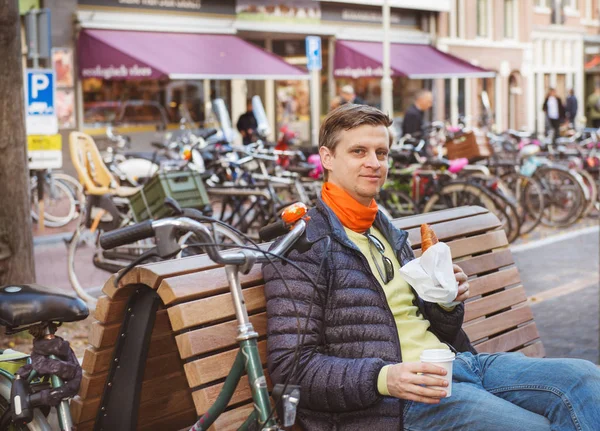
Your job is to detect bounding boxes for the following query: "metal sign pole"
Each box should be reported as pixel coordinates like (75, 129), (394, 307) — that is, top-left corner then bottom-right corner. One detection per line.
(306, 36), (322, 147)
(25, 9), (54, 233)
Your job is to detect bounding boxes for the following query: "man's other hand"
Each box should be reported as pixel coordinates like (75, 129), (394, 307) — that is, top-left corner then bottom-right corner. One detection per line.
(386, 362), (448, 404)
(453, 264), (469, 303)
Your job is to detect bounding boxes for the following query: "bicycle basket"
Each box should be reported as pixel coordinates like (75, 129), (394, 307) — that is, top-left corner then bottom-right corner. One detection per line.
(129, 171), (211, 222)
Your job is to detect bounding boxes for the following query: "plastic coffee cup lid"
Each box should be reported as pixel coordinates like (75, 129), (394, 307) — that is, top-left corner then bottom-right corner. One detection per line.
(420, 349), (456, 362)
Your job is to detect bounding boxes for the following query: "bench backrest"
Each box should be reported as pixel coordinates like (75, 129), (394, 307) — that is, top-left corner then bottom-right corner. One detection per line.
(71, 206), (544, 431)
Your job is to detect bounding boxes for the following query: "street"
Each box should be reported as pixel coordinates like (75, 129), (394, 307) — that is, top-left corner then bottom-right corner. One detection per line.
(512, 226), (600, 363)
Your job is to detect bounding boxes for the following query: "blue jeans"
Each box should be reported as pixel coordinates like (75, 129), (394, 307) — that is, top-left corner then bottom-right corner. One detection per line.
(403, 352), (600, 431)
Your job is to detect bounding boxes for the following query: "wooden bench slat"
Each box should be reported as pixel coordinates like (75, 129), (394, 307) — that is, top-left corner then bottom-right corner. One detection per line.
(82, 336), (179, 375)
(192, 369), (271, 416)
(88, 309), (172, 349)
(73, 370), (192, 424)
(406, 212), (502, 246)
(212, 405), (255, 431)
(158, 265), (263, 306)
(474, 323), (541, 353)
(184, 340), (267, 388)
(455, 249), (515, 277)
(78, 347), (186, 401)
(517, 341), (546, 358)
(464, 286), (527, 322)
(467, 267), (521, 298)
(168, 285), (266, 332)
(413, 230), (508, 259)
(392, 206), (489, 230)
(446, 230), (508, 259)
(176, 313), (267, 360)
(464, 305), (534, 342)
(139, 255), (221, 289)
(93, 296), (128, 324)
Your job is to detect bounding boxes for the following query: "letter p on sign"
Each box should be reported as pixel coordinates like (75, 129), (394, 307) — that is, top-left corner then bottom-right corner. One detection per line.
(32, 74), (49, 98)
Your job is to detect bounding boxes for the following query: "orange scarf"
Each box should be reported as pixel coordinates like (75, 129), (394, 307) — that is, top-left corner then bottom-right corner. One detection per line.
(321, 182), (378, 233)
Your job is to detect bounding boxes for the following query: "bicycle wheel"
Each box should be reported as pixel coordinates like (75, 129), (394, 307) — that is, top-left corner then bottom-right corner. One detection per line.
(500, 173), (545, 235)
(576, 168), (598, 218)
(379, 189), (417, 218)
(461, 174), (521, 243)
(535, 167), (584, 228)
(30, 176), (76, 228)
(488, 189), (521, 243)
(422, 182), (500, 221)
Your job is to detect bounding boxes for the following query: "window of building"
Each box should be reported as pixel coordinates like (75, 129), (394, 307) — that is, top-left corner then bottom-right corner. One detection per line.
(567, 0), (578, 10)
(504, 0), (516, 39)
(476, 0), (489, 37)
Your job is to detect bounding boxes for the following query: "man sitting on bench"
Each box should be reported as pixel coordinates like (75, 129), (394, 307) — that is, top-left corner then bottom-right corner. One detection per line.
(263, 104), (600, 431)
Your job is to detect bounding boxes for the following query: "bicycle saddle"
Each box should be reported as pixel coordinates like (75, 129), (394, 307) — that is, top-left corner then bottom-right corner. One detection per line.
(0, 284), (89, 328)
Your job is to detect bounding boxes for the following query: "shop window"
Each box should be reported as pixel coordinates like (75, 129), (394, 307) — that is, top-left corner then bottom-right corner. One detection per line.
(551, 0), (566, 23)
(476, 0), (489, 37)
(504, 0), (516, 39)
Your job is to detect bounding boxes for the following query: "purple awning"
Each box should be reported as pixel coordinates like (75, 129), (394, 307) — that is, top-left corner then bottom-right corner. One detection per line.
(78, 29), (309, 81)
(334, 40), (494, 79)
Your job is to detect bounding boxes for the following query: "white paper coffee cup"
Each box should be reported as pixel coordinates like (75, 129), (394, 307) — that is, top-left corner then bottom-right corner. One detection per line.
(420, 349), (455, 397)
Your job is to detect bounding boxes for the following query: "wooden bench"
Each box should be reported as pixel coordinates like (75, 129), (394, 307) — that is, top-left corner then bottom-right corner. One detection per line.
(71, 206), (544, 431)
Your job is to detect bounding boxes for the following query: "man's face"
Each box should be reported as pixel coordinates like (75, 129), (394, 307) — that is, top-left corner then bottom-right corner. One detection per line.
(341, 91), (353, 103)
(247, 102), (253, 112)
(320, 124), (389, 206)
(418, 93), (433, 110)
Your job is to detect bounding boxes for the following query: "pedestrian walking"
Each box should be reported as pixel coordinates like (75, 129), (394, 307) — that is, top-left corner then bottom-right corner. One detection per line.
(236, 98), (258, 145)
(542, 88), (564, 140)
(402, 89), (433, 139)
(565, 88), (578, 127)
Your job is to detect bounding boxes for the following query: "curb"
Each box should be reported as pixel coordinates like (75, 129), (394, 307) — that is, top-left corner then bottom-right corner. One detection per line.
(510, 225), (599, 253)
(33, 232), (72, 246)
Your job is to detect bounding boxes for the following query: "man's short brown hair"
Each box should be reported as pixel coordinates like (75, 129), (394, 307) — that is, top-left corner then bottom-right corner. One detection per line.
(319, 104), (392, 180)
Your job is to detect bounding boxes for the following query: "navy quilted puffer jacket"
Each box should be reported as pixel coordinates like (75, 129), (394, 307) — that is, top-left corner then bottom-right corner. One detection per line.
(262, 198), (476, 430)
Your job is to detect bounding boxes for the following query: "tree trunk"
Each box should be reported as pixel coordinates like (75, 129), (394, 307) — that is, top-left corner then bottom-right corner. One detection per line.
(0, 0), (35, 284)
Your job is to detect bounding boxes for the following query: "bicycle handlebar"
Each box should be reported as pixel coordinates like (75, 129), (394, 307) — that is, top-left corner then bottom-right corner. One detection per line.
(100, 216), (307, 266)
(258, 219), (288, 242)
(99, 220), (155, 250)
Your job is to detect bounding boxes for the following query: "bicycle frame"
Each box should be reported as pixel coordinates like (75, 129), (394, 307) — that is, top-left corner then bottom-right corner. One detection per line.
(190, 265), (275, 431)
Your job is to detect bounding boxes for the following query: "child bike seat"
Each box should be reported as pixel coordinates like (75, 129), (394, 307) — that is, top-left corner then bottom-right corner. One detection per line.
(0, 284), (89, 328)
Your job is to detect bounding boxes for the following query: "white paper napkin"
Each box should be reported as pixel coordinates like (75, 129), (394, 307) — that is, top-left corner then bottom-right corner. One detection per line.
(399, 242), (459, 306)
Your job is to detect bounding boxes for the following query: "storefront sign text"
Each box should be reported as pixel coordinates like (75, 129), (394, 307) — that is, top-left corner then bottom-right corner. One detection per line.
(334, 66), (385, 79)
(77, 0), (235, 15)
(321, 4), (418, 27)
(81, 64), (154, 80)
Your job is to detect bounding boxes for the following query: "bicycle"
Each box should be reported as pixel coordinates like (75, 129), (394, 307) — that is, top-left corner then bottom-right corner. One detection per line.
(0, 285), (88, 430)
(97, 203), (311, 430)
(30, 171), (83, 228)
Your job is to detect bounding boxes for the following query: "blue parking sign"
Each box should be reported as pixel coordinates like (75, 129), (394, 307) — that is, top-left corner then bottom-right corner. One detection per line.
(25, 69), (58, 135)
(305, 36), (322, 71)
